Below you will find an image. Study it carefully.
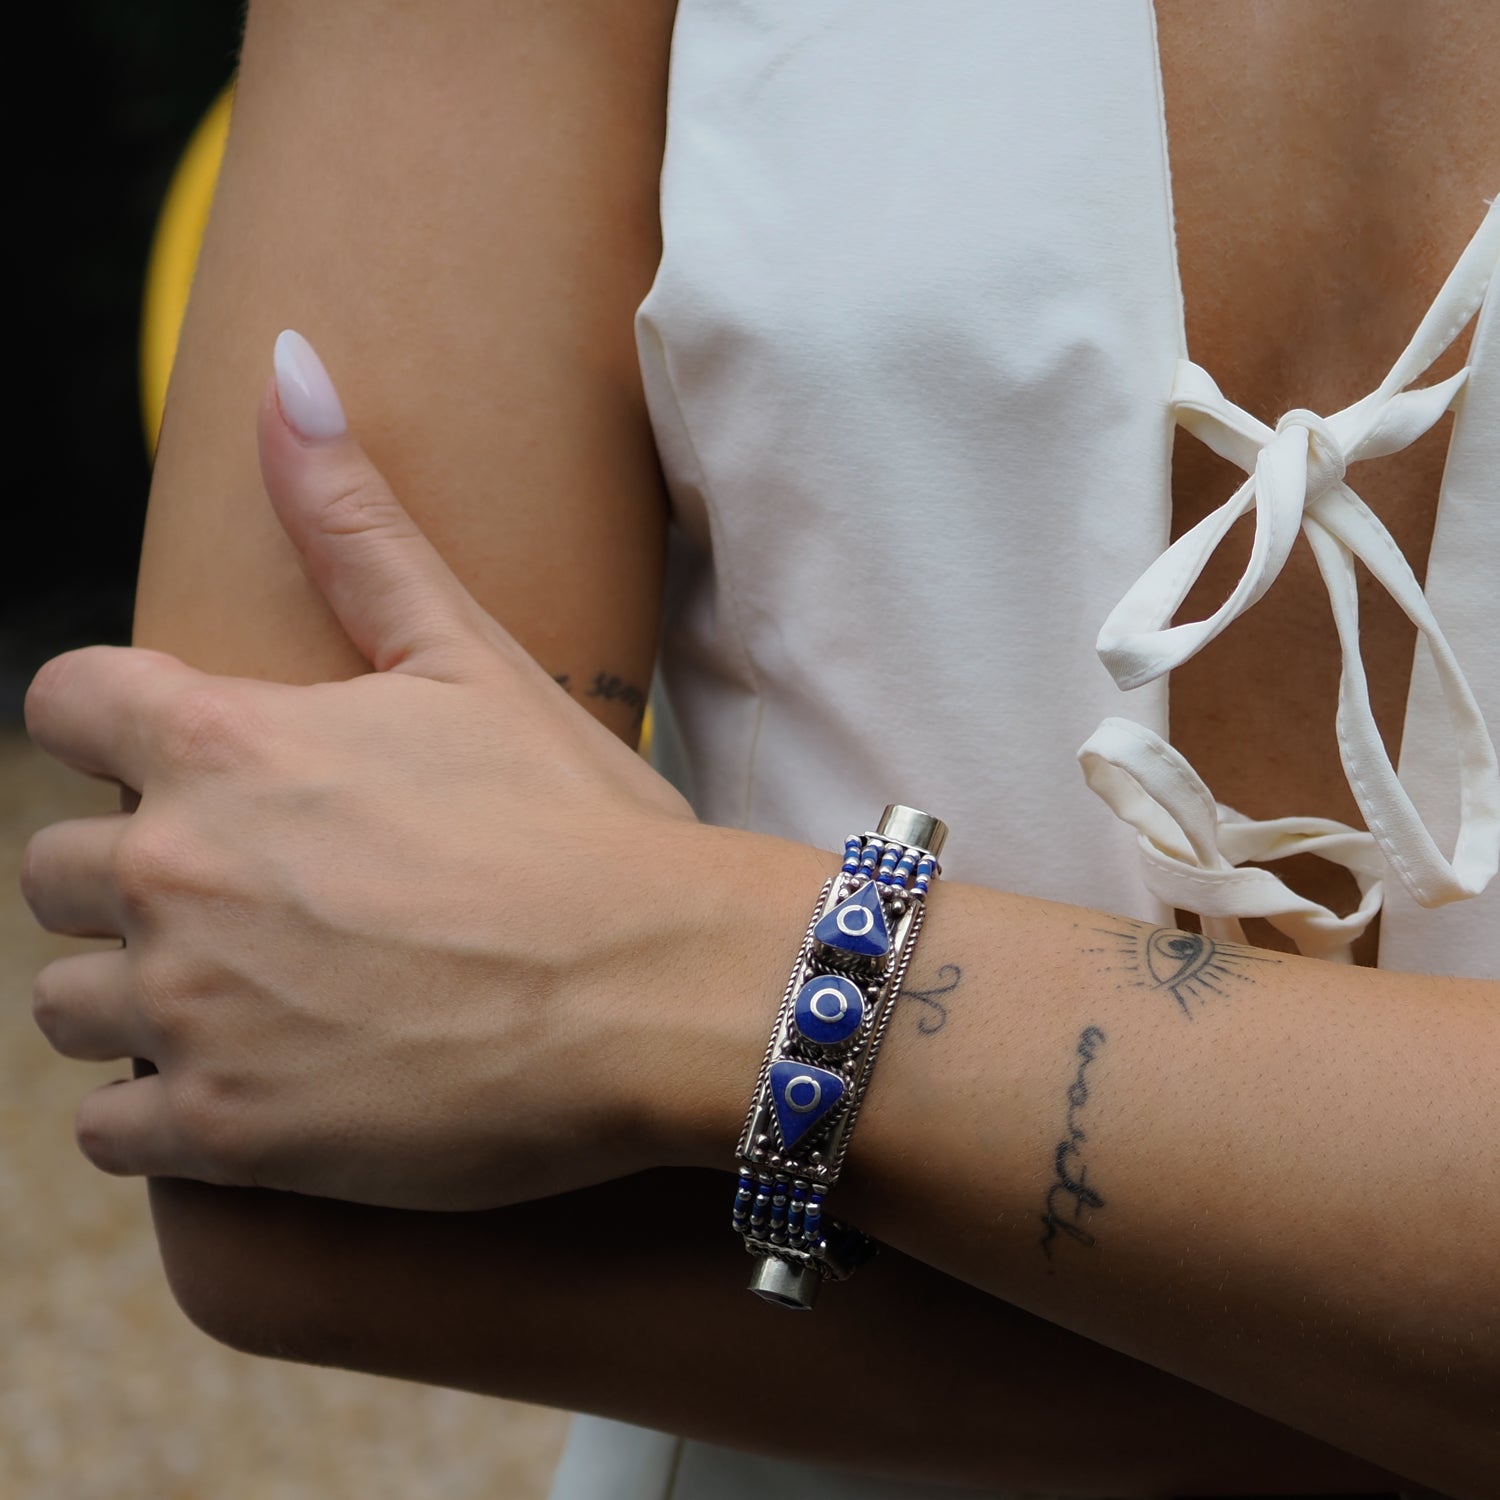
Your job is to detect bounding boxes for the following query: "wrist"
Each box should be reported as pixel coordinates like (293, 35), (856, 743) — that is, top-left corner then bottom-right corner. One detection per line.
(617, 822), (840, 1176)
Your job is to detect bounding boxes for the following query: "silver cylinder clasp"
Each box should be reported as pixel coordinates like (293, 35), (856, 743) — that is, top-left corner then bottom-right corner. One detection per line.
(877, 804), (949, 861)
(748, 1255), (821, 1310)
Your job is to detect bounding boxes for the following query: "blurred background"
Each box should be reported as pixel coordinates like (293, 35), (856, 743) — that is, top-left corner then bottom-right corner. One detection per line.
(4, 5), (568, 1496)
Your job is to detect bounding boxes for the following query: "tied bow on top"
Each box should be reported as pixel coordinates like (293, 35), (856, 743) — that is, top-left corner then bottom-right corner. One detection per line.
(1081, 200), (1500, 962)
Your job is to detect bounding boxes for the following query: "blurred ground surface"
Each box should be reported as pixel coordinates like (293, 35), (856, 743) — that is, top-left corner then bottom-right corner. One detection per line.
(0, 730), (569, 1500)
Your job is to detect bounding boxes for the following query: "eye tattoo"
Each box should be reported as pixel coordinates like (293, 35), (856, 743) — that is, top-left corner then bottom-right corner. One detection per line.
(902, 963), (961, 1036)
(1086, 919), (1275, 1019)
(1038, 1025), (1108, 1261)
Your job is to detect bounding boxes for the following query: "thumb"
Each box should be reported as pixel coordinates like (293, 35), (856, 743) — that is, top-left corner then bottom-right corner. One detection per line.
(258, 329), (490, 678)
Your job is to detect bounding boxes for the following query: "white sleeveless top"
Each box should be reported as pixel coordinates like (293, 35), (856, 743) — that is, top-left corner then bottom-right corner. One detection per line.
(551, 3), (1499, 1496)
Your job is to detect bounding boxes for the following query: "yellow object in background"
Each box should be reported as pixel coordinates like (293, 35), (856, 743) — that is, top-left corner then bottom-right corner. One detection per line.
(140, 86), (233, 455)
(136, 84), (655, 755)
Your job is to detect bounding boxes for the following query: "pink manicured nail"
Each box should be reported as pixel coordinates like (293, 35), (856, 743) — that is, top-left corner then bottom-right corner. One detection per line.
(273, 329), (348, 442)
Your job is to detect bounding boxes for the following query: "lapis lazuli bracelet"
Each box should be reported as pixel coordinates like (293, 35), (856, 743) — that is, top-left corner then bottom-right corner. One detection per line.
(733, 804), (949, 1310)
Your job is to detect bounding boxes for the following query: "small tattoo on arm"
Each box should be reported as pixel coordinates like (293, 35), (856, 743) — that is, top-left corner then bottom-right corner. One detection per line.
(902, 963), (961, 1036)
(584, 671), (647, 722)
(1038, 1025), (1108, 1261)
(1087, 919), (1274, 1019)
(553, 670), (648, 726)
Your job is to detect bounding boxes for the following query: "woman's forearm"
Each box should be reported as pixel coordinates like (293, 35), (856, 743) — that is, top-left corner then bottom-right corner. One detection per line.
(660, 829), (1498, 1494)
(150, 1172), (1402, 1495)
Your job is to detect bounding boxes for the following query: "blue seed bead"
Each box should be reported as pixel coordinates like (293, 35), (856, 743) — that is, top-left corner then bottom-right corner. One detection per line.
(770, 1188), (789, 1241)
(859, 843), (881, 873)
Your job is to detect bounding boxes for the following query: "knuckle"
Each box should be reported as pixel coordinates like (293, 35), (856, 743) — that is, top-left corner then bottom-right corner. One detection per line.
(315, 474), (412, 542)
(31, 965), (65, 1046)
(111, 824), (177, 911)
(171, 1072), (250, 1175)
(25, 646), (123, 736)
(130, 950), (182, 1037)
(75, 1093), (127, 1176)
(17, 830), (49, 913)
(155, 685), (250, 773)
(23, 649), (83, 731)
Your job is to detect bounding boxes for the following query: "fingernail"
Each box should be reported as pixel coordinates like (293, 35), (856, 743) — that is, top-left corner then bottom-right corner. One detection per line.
(273, 329), (348, 443)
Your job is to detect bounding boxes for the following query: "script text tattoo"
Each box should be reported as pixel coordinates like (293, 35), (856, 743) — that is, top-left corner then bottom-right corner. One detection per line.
(1038, 1025), (1108, 1261)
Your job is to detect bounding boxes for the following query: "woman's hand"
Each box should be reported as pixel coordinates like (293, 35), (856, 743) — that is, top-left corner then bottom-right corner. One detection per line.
(21, 331), (709, 1211)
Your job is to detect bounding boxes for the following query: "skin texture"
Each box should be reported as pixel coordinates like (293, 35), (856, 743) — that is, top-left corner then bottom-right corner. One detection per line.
(20, 0), (1500, 1494)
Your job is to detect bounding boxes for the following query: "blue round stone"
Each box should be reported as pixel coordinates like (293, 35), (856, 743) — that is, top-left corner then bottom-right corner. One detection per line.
(792, 974), (865, 1046)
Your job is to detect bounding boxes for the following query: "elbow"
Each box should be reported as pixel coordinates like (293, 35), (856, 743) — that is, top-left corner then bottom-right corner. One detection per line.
(146, 1176), (344, 1362)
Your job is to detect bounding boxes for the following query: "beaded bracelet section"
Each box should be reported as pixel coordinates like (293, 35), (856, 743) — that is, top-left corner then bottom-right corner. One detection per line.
(733, 804), (949, 1310)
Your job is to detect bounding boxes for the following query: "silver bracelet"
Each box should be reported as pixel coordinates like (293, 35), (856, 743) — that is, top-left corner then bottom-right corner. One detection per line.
(732, 804), (949, 1310)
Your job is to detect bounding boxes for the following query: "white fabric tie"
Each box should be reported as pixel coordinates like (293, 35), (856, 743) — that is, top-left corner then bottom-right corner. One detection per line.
(1079, 718), (1386, 962)
(1086, 201), (1500, 955)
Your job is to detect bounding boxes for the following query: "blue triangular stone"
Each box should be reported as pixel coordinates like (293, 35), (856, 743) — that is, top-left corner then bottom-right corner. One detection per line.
(814, 882), (890, 960)
(769, 1060), (846, 1151)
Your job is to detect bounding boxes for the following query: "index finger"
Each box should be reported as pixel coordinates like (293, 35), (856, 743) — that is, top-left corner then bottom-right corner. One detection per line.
(25, 645), (199, 791)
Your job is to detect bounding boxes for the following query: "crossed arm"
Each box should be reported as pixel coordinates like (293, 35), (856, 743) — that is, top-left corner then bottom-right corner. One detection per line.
(59, 2), (1496, 1495)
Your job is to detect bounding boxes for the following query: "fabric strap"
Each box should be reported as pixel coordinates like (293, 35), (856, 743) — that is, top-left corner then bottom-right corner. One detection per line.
(1084, 200), (1500, 958)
